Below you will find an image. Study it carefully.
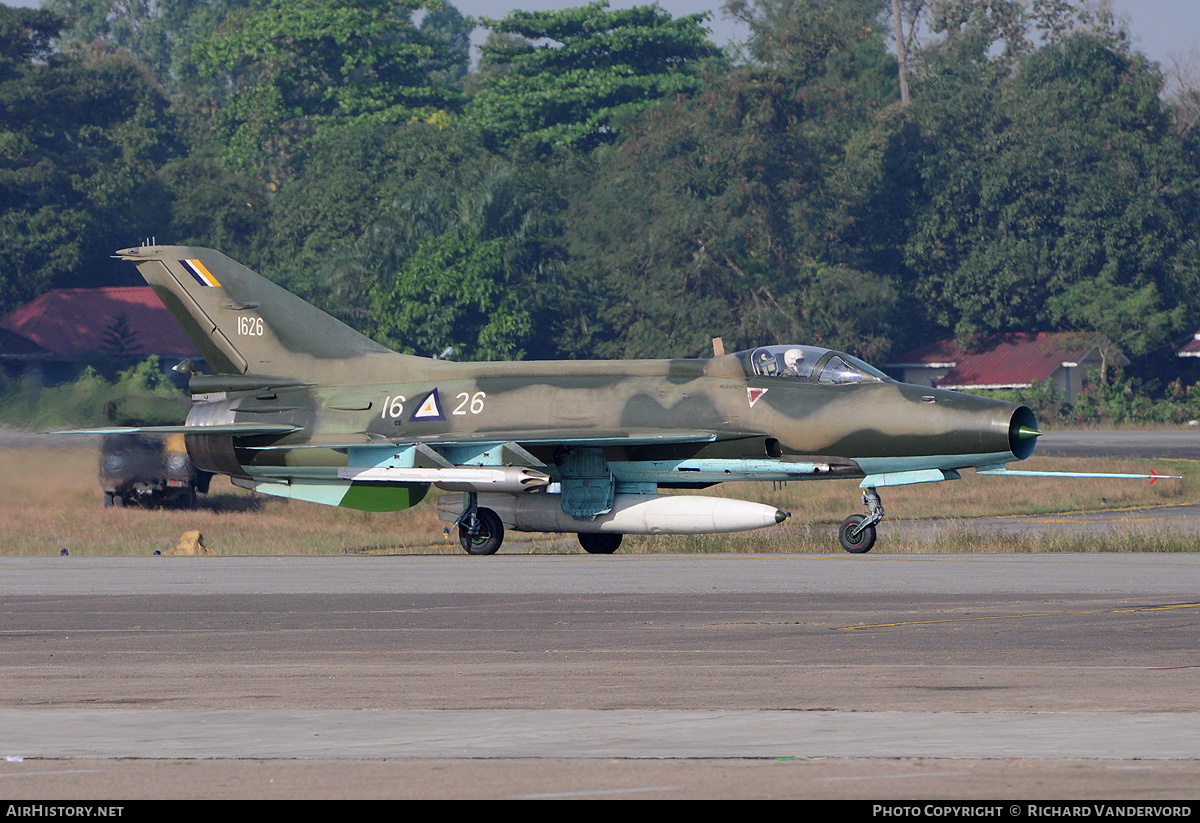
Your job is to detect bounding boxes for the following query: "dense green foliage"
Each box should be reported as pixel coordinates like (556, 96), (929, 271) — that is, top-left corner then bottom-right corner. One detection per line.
(467, 1), (719, 152)
(560, 0), (900, 359)
(5, 0), (1200, 411)
(906, 36), (1200, 358)
(0, 356), (184, 427)
(194, 0), (467, 180)
(978, 370), (1200, 428)
(374, 233), (533, 359)
(0, 7), (179, 313)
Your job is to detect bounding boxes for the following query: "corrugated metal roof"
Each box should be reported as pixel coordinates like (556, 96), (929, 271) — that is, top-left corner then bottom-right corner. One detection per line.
(0, 287), (198, 360)
(890, 332), (1106, 389)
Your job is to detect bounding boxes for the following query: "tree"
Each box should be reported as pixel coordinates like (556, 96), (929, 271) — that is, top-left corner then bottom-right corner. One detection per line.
(904, 35), (1200, 361)
(890, 0), (911, 104)
(372, 233), (533, 360)
(0, 8), (180, 313)
(725, 0), (888, 79)
(910, 0), (1125, 72)
(468, 1), (721, 153)
(1164, 45), (1200, 136)
(44, 1), (178, 77)
(260, 120), (569, 359)
(357, 150), (566, 360)
(928, 0), (1032, 63)
(264, 121), (502, 329)
(151, 152), (270, 266)
(194, 0), (465, 180)
(0, 5), (59, 80)
(43, 1), (256, 145)
(561, 0), (902, 360)
(101, 314), (142, 357)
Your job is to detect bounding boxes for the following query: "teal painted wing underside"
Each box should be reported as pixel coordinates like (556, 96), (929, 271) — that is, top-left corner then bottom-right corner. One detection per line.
(976, 467), (1180, 480)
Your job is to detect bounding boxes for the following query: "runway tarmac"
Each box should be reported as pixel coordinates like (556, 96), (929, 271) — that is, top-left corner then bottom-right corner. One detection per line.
(1, 554), (1199, 798)
(1, 427), (1198, 797)
(893, 501), (1200, 540)
(1038, 429), (1200, 459)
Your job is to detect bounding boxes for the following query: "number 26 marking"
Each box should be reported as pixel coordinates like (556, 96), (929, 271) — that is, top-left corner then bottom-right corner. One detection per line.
(453, 391), (486, 415)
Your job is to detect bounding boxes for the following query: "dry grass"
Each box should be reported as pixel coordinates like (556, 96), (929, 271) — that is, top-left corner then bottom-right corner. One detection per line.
(0, 445), (457, 557)
(0, 443), (1193, 556)
(677, 455), (1193, 520)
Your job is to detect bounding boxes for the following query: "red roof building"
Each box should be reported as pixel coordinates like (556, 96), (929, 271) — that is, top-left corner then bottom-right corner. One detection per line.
(1177, 330), (1200, 358)
(0, 325), (50, 360)
(0, 287), (201, 384)
(887, 332), (1123, 403)
(0, 287), (198, 361)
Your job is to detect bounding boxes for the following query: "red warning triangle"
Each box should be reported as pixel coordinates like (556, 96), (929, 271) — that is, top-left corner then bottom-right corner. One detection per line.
(747, 387), (768, 408)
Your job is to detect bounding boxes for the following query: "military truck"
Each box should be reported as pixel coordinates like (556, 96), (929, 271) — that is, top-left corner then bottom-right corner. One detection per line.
(99, 395), (211, 508)
(100, 432), (211, 508)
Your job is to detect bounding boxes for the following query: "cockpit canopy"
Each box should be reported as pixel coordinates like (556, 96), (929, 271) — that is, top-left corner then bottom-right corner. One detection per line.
(738, 345), (891, 385)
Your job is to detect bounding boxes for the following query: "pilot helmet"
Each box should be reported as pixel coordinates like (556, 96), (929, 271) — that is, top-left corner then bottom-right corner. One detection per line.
(783, 348), (804, 370)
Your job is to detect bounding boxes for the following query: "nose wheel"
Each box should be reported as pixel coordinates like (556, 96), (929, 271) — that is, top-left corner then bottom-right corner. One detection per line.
(839, 486), (883, 554)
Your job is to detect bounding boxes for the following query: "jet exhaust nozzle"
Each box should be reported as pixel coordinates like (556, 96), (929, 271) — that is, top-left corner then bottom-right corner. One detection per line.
(1008, 406), (1039, 460)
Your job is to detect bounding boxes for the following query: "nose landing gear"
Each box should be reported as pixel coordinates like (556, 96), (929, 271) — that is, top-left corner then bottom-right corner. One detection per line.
(838, 486), (884, 554)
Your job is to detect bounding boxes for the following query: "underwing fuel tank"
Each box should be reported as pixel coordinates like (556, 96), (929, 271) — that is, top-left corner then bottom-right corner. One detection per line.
(438, 493), (788, 534)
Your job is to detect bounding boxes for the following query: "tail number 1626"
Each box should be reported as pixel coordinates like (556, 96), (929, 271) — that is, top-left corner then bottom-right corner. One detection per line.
(237, 316), (264, 336)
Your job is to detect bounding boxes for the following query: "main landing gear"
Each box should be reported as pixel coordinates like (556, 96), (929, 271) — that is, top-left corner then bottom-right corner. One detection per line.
(838, 486), (884, 554)
(457, 492), (504, 555)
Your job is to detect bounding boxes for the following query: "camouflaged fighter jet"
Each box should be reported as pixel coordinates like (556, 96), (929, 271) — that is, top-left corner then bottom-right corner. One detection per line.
(80, 243), (1171, 555)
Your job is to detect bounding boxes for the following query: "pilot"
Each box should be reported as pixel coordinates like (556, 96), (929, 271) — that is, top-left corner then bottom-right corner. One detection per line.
(782, 348), (805, 377)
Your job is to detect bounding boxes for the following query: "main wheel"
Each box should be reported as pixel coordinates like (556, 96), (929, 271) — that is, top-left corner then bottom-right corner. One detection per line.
(578, 532), (622, 554)
(838, 514), (876, 554)
(460, 507), (503, 555)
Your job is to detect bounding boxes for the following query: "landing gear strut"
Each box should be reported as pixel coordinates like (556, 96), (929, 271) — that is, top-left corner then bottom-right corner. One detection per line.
(457, 492), (504, 555)
(839, 486), (884, 554)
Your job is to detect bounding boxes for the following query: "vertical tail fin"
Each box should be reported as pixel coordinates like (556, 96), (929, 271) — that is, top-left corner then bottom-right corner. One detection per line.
(117, 244), (396, 380)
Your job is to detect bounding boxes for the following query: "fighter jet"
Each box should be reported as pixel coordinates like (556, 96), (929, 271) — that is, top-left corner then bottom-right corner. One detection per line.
(80, 243), (1169, 555)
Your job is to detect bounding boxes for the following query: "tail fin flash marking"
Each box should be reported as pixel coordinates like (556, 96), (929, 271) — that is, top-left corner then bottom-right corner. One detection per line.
(181, 259), (222, 288)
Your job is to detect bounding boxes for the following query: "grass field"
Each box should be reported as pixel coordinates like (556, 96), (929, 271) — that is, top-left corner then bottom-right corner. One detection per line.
(1, 440), (1194, 556)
